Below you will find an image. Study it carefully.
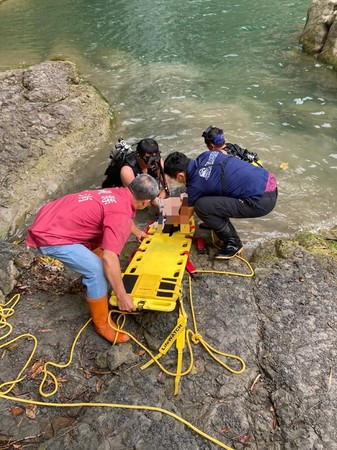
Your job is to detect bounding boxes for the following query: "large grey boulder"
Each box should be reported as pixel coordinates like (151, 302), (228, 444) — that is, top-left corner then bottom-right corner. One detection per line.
(300, 0), (337, 69)
(0, 60), (113, 239)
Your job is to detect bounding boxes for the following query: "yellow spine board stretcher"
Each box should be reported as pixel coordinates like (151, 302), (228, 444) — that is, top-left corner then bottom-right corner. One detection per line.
(109, 197), (246, 397)
(109, 220), (195, 312)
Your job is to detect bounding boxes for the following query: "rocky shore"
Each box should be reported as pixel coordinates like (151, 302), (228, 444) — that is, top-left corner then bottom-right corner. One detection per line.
(0, 61), (337, 450)
(0, 60), (112, 239)
(300, 0), (337, 70)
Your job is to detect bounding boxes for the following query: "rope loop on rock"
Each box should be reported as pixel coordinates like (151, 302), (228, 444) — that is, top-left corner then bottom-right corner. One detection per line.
(0, 294), (234, 450)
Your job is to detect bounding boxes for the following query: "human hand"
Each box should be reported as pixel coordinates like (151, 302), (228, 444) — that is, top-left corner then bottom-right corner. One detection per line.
(134, 229), (148, 243)
(117, 293), (136, 312)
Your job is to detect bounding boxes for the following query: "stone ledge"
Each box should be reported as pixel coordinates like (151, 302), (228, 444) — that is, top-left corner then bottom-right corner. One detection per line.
(0, 60), (113, 238)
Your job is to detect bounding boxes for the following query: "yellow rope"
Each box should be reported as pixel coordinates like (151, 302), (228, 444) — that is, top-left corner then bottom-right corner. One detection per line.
(0, 294), (234, 450)
(0, 294), (38, 395)
(111, 307), (195, 379)
(38, 318), (92, 397)
(205, 231), (255, 278)
(0, 230), (256, 449)
(0, 392), (234, 450)
(186, 275), (246, 375)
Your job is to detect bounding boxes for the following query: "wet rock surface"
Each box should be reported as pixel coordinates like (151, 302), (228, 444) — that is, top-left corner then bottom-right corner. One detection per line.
(300, 0), (337, 70)
(0, 232), (337, 450)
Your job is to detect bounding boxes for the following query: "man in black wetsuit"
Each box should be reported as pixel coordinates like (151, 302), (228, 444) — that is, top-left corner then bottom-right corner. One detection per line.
(102, 138), (170, 240)
(102, 138), (170, 201)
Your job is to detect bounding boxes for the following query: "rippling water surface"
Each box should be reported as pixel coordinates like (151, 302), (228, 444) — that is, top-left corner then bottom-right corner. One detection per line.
(1, 0), (336, 244)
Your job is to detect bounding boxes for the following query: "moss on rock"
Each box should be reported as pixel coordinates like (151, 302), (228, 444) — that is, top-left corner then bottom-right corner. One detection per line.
(252, 227), (337, 266)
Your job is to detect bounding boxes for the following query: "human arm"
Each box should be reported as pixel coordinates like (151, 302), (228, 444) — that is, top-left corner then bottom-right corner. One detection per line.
(120, 165), (136, 187)
(102, 249), (136, 311)
(120, 166), (149, 241)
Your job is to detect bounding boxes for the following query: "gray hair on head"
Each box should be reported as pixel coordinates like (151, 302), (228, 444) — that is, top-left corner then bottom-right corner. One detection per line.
(129, 173), (159, 201)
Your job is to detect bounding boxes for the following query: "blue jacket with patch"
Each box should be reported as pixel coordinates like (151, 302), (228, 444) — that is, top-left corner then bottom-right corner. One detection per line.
(186, 151), (269, 206)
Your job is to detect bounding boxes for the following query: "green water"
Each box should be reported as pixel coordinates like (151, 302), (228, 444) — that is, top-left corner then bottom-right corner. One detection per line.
(1, 0), (336, 244)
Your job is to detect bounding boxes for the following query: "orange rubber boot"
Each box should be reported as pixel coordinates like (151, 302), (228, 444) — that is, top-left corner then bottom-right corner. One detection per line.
(86, 295), (130, 343)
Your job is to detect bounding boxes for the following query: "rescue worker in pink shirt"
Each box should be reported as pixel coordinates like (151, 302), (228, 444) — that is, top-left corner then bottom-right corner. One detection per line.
(26, 174), (159, 344)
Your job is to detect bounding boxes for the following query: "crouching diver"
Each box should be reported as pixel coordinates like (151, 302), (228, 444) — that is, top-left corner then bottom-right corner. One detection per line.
(164, 150), (277, 259)
(202, 125), (263, 167)
(102, 138), (170, 200)
(102, 137), (170, 238)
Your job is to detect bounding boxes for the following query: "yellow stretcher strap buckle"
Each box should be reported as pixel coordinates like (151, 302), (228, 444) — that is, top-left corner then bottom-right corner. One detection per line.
(140, 312), (187, 371)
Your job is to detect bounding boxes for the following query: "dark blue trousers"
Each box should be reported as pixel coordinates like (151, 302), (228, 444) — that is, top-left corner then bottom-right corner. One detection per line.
(194, 189), (278, 239)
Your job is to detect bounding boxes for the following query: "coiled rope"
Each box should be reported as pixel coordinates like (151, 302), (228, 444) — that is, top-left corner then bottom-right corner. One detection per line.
(0, 251), (254, 449)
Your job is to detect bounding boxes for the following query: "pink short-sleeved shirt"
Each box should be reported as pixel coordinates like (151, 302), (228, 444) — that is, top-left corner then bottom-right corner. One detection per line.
(26, 187), (135, 255)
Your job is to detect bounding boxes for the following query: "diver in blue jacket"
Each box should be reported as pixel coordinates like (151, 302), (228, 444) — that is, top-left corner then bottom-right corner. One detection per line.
(164, 150), (277, 259)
